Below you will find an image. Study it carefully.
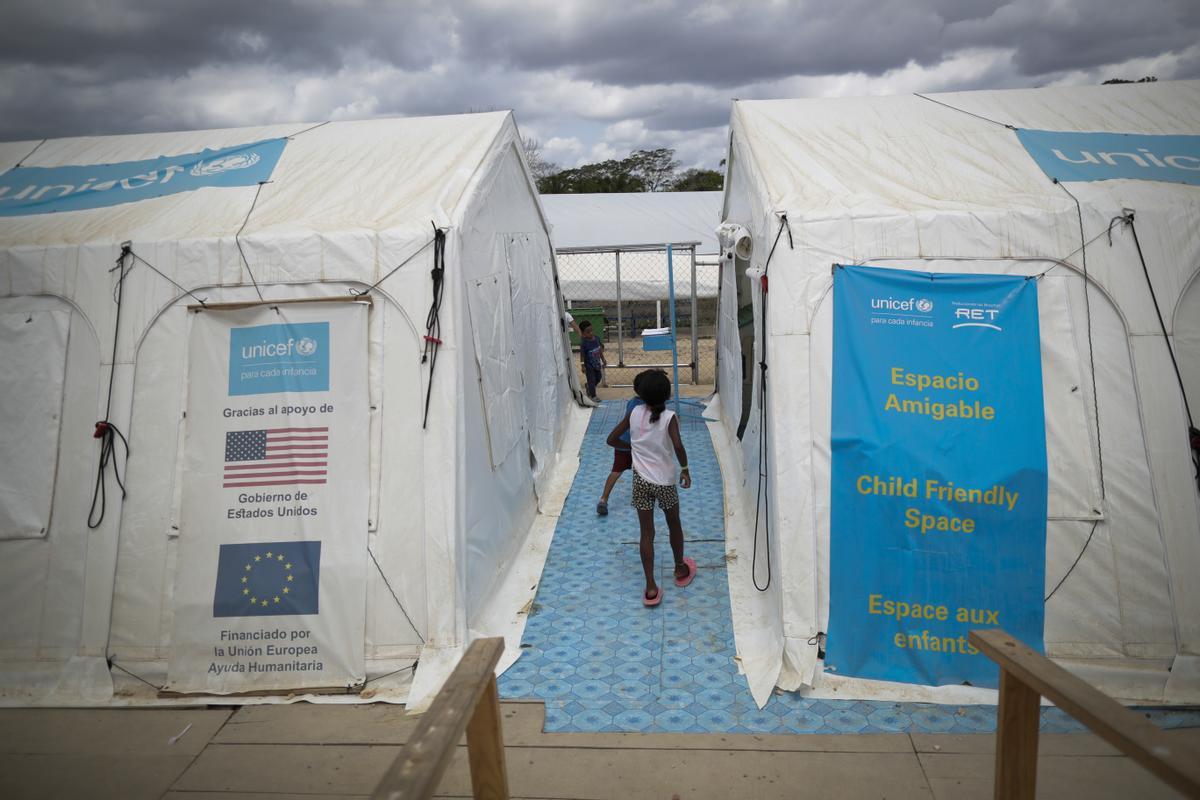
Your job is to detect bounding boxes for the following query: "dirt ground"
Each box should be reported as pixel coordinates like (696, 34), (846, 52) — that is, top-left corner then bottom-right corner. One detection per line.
(573, 335), (717, 389)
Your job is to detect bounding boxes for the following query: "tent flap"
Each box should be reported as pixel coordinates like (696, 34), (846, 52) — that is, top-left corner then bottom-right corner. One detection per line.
(0, 307), (69, 540)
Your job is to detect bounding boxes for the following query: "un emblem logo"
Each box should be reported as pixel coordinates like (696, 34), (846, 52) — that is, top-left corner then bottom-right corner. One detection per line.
(916, 298), (933, 313)
(296, 337), (318, 356)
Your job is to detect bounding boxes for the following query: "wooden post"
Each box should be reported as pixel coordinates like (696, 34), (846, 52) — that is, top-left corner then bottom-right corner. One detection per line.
(994, 667), (1040, 799)
(972, 629), (1200, 799)
(466, 675), (509, 799)
(371, 637), (508, 800)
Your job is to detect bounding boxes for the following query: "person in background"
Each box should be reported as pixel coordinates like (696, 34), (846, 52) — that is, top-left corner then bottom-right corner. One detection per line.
(563, 308), (581, 339)
(606, 370), (695, 606)
(596, 372), (651, 516)
(563, 307), (599, 407)
(579, 320), (605, 400)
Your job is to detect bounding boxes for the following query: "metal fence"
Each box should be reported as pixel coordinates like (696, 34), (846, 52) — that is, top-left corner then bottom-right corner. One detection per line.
(557, 242), (719, 386)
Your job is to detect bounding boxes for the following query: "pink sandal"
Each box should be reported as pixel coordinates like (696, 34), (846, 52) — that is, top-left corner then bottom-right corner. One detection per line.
(675, 557), (697, 587)
(643, 587), (663, 607)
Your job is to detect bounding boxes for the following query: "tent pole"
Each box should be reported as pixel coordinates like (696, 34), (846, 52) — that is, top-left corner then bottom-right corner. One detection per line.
(668, 244), (681, 416)
(690, 245), (699, 385)
(615, 249), (624, 367)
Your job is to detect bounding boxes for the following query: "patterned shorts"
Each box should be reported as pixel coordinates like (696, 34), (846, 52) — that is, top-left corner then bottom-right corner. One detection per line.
(631, 470), (679, 511)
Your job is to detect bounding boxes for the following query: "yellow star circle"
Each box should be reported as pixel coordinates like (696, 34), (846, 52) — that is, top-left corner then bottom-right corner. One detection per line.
(244, 551), (296, 608)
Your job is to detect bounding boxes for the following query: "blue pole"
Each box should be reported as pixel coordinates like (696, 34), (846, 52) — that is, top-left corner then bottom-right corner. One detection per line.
(667, 244), (681, 417)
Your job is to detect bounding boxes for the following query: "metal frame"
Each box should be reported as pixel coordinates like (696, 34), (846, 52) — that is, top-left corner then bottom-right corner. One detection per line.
(556, 241), (705, 387)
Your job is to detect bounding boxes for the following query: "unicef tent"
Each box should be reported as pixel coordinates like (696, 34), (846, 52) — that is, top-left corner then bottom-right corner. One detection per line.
(713, 80), (1200, 707)
(0, 112), (584, 706)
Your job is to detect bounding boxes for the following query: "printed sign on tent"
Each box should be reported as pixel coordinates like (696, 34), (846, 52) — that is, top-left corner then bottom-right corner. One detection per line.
(0, 138), (287, 217)
(166, 300), (369, 694)
(825, 265), (1047, 688)
(1016, 129), (1200, 187)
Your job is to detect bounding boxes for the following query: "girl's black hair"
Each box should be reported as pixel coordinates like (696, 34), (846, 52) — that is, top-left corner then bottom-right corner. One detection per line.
(635, 369), (671, 423)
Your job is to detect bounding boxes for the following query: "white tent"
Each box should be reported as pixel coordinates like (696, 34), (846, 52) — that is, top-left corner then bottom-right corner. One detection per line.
(543, 191), (722, 301)
(713, 81), (1200, 706)
(0, 112), (585, 706)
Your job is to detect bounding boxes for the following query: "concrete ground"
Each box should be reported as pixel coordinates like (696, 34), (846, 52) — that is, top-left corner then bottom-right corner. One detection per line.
(0, 703), (1193, 799)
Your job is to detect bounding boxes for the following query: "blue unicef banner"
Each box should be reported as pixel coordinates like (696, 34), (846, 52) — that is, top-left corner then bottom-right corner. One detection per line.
(167, 302), (369, 694)
(0, 138), (286, 216)
(1017, 129), (1200, 186)
(228, 322), (330, 396)
(825, 265), (1047, 688)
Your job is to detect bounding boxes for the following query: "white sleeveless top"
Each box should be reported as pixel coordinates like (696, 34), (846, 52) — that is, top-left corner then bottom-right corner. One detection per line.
(629, 404), (677, 486)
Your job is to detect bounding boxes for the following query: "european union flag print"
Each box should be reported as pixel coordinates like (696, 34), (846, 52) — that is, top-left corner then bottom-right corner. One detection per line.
(212, 541), (320, 617)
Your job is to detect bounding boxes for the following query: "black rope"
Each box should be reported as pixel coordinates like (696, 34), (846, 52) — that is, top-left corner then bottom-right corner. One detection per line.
(913, 94), (1016, 130)
(13, 138), (47, 168)
(286, 120), (331, 140)
(127, 249), (207, 306)
(235, 181), (268, 302)
(351, 235), (438, 297)
(1124, 212), (1200, 489)
(88, 245), (132, 529)
(422, 226), (448, 430)
(368, 547), (426, 644)
(1125, 213), (1195, 427)
(1045, 519), (1100, 603)
(107, 657), (164, 692)
(751, 214), (792, 593)
(362, 660), (419, 688)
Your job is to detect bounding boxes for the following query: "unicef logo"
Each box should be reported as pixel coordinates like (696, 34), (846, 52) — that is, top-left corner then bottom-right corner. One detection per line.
(190, 151), (262, 177)
(916, 298), (934, 313)
(295, 337), (318, 357)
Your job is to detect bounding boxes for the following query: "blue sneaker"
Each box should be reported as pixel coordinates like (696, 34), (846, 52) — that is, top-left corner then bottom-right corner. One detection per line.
(596, 499), (608, 516)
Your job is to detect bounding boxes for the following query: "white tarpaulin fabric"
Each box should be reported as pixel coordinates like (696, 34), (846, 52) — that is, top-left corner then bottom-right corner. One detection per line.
(466, 264), (527, 469)
(716, 80), (1200, 706)
(166, 300), (369, 694)
(556, 250), (720, 301)
(541, 192), (721, 252)
(542, 192), (722, 301)
(0, 309), (69, 540)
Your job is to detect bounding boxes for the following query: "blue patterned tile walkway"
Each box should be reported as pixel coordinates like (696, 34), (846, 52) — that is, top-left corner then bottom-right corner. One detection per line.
(498, 399), (1200, 735)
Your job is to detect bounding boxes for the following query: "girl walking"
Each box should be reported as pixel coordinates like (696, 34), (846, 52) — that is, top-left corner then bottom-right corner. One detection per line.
(606, 370), (696, 606)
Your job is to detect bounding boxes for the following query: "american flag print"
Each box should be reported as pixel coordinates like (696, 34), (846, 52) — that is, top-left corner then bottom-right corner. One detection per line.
(223, 427), (328, 488)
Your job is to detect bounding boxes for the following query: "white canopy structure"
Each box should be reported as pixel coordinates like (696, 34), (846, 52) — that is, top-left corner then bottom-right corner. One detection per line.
(0, 111), (584, 705)
(713, 81), (1200, 706)
(543, 191), (722, 301)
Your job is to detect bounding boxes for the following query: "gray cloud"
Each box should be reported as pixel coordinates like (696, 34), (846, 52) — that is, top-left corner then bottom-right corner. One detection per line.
(0, 0), (1196, 165)
(453, 0), (1199, 87)
(0, 1), (454, 78)
(947, 1), (1200, 75)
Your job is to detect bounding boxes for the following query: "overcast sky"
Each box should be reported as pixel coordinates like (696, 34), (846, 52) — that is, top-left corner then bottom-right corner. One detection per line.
(2, 0), (1198, 169)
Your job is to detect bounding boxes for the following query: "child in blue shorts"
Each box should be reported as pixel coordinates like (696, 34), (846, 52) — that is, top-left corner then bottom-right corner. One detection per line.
(606, 370), (695, 606)
(597, 374), (646, 516)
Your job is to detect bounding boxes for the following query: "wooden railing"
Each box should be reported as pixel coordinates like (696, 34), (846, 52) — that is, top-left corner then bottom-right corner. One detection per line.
(970, 628), (1200, 799)
(372, 637), (509, 800)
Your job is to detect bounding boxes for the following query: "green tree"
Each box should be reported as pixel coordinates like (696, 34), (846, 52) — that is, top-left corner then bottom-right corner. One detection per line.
(537, 158), (647, 193)
(625, 148), (680, 191)
(669, 168), (723, 191)
(521, 136), (559, 182)
(536, 147), (685, 193)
